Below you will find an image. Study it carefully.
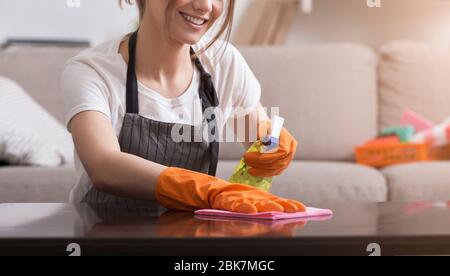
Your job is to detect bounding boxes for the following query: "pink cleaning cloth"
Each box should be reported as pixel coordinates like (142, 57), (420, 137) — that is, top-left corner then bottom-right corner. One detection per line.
(194, 207), (333, 221)
(400, 109), (434, 133)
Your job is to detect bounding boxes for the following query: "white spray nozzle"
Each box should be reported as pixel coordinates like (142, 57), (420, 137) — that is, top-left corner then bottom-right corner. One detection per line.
(271, 116), (285, 140)
(260, 116), (285, 153)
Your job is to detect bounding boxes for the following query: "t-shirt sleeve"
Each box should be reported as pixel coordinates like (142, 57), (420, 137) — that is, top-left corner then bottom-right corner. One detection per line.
(61, 60), (112, 132)
(220, 43), (262, 116)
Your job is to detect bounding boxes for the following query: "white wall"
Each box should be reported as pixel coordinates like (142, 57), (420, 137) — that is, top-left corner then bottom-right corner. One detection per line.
(0, 0), (249, 45)
(2, 0), (448, 48)
(287, 0), (450, 48)
(0, 0), (139, 45)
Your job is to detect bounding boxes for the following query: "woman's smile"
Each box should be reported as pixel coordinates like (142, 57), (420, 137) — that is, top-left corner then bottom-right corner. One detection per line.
(179, 11), (209, 31)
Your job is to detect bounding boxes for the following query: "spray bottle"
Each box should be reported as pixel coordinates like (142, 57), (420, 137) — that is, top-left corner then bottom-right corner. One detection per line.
(409, 118), (450, 147)
(229, 116), (285, 191)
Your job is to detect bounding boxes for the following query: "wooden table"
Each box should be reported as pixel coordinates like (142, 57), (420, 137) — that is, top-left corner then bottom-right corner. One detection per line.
(1, 202), (450, 256)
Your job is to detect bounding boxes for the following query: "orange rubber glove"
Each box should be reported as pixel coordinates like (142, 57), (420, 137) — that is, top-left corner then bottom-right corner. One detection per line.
(244, 121), (298, 177)
(155, 167), (306, 214)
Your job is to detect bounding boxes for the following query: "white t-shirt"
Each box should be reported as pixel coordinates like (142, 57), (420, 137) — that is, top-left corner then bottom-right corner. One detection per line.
(62, 34), (261, 203)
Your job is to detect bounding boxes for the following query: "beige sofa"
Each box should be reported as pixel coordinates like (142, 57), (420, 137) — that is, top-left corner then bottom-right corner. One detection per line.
(1, 41), (450, 203)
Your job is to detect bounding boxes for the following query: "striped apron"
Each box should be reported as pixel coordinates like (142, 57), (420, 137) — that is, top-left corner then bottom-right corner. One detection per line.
(82, 31), (220, 203)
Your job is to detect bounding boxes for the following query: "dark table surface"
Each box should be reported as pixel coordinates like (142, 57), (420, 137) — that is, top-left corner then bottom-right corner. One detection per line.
(1, 202), (450, 256)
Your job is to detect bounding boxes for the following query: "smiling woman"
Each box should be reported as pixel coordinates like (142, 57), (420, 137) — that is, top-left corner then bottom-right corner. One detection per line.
(120, 0), (235, 55)
(62, 0), (303, 213)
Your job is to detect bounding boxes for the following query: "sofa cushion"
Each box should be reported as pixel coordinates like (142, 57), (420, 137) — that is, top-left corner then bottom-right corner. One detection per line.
(0, 77), (74, 167)
(217, 160), (387, 202)
(382, 162), (450, 201)
(379, 41), (450, 129)
(0, 46), (84, 124)
(220, 45), (378, 162)
(0, 164), (77, 203)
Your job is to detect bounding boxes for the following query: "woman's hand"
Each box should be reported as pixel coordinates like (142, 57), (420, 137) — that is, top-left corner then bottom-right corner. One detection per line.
(156, 167), (305, 214)
(243, 121), (298, 177)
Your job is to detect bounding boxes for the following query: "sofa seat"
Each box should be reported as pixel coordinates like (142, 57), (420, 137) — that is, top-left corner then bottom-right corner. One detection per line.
(382, 162), (450, 201)
(217, 161), (388, 202)
(0, 164), (77, 203)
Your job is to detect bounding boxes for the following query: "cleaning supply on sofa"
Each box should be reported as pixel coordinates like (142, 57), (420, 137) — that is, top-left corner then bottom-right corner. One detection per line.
(355, 142), (428, 168)
(355, 125), (425, 168)
(400, 109), (434, 133)
(409, 119), (450, 148)
(365, 136), (400, 146)
(355, 110), (449, 168)
(229, 116), (285, 191)
(381, 126), (415, 142)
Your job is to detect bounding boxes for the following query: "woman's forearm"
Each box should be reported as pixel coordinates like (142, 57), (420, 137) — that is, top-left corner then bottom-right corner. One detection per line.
(90, 151), (167, 201)
(70, 111), (167, 201)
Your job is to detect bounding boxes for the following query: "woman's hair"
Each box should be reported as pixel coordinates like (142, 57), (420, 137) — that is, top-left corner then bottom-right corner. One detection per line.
(119, 0), (235, 56)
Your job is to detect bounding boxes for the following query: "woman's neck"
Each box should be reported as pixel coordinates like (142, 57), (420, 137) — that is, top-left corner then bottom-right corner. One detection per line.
(133, 21), (194, 97)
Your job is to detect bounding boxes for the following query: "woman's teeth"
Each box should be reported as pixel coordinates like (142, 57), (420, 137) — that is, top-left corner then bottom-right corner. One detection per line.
(181, 13), (206, 26)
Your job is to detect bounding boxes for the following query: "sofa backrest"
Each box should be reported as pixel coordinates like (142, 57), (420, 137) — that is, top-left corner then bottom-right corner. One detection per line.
(0, 44), (379, 162)
(220, 44), (379, 161)
(378, 41), (450, 129)
(0, 46), (84, 124)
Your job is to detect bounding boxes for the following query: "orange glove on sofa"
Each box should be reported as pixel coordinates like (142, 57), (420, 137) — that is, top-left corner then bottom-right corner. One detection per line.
(156, 167), (305, 214)
(244, 121), (298, 177)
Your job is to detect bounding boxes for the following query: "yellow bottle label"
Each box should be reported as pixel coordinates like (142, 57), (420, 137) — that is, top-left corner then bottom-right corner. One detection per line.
(228, 141), (273, 191)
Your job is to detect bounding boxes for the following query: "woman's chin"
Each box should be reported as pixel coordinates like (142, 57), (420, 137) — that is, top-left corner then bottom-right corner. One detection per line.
(173, 33), (204, 46)
(184, 38), (203, 46)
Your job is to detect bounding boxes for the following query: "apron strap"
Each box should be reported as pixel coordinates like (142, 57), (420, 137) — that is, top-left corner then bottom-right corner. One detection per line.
(190, 48), (220, 177)
(126, 31), (139, 114)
